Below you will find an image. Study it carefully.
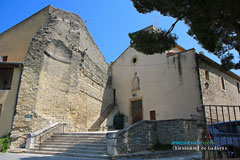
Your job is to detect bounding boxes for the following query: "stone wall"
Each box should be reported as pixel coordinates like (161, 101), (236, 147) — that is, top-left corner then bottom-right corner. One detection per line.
(112, 47), (202, 127)
(198, 55), (240, 122)
(156, 119), (200, 145)
(107, 119), (199, 155)
(116, 121), (156, 154)
(10, 6), (113, 149)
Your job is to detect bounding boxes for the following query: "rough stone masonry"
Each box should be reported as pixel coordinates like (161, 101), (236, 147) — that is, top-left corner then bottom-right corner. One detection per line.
(10, 6), (113, 149)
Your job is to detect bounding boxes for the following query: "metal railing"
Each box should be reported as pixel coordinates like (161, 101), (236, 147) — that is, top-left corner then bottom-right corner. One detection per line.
(202, 105), (240, 159)
(26, 122), (66, 150)
(38, 123), (66, 150)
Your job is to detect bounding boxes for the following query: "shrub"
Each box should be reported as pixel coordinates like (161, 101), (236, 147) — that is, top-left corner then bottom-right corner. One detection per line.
(0, 135), (10, 153)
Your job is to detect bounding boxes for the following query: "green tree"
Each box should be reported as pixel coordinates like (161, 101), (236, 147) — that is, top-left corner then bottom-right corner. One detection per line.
(129, 0), (240, 69)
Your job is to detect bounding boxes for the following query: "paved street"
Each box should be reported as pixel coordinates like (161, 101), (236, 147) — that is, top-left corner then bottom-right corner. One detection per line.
(0, 153), (89, 160)
(0, 153), (202, 160)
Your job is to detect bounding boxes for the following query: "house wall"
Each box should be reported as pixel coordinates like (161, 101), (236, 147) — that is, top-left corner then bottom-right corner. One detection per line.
(10, 6), (113, 149)
(0, 67), (20, 137)
(199, 60), (240, 105)
(0, 6), (49, 62)
(199, 58), (240, 121)
(112, 47), (202, 127)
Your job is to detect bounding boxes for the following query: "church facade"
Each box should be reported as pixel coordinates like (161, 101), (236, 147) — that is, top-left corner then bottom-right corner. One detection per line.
(112, 28), (240, 126)
(0, 6), (240, 149)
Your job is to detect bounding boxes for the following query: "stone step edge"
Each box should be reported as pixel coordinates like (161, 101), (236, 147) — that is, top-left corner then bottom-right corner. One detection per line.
(35, 143), (107, 147)
(52, 134), (106, 137)
(59, 131), (117, 133)
(45, 139), (107, 141)
(34, 145), (107, 150)
(44, 140), (106, 142)
(50, 136), (106, 138)
(55, 132), (109, 135)
(25, 150), (110, 158)
(41, 141), (107, 144)
(30, 148), (107, 154)
(30, 147), (107, 151)
(50, 137), (106, 139)
(35, 143), (106, 146)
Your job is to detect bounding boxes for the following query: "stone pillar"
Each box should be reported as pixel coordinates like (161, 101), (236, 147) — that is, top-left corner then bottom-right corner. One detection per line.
(106, 132), (118, 155)
(25, 134), (34, 149)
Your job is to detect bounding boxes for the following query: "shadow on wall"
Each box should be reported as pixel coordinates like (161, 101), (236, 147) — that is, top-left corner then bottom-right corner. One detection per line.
(89, 66), (119, 131)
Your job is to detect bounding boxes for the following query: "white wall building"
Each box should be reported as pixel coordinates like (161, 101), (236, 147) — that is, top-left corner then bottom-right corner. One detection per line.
(111, 26), (240, 127)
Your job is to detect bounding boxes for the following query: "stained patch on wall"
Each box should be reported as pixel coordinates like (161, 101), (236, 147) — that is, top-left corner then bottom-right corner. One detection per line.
(177, 54), (182, 77)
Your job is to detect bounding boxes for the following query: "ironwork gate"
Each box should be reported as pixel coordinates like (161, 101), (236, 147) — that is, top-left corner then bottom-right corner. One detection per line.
(202, 105), (240, 159)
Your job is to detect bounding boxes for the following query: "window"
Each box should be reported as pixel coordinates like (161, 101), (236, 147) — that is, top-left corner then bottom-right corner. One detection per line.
(150, 110), (156, 120)
(221, 77), (225, 90)
(0, 68), (14, 90)
(205, 70), (209, 80)
(237, 82), (240, 93)
(131, 56), (138, 64)
(0, 56), (8, 62)
(132, 58), (137, 63)
(113, 89), (116, 102)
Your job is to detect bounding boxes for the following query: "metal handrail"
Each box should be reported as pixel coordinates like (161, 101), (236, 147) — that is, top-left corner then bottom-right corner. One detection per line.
(26, 122), (66, 150)
(39, 123), (66, 150)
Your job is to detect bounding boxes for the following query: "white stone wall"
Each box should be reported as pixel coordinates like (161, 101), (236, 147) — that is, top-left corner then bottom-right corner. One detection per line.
(111, 47), (202, 127)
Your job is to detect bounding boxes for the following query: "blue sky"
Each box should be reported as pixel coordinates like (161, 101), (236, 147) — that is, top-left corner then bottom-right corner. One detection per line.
(1, 0), (239, 75)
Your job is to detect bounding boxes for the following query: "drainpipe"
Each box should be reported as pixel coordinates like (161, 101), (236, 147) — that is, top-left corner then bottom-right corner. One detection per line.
(10, 64), (23, 132)
(194, 53), (206, 160)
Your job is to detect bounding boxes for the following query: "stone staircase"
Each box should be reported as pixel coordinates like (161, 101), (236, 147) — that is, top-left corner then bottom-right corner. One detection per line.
(89, 102), (116, 131)
(25, 132), (110, 160)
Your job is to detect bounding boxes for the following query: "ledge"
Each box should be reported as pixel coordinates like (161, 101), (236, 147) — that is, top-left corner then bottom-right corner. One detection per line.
(107, 119), (197, 139)
(28, 122), (66, 137)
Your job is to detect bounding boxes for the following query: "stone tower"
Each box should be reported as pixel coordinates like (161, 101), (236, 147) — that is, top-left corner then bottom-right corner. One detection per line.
(9, 6), (113, 148)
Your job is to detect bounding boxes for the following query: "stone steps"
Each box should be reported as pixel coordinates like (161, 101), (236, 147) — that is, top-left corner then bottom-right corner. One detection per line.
(34, 144), (107, 150)
(35, 143), (107, 148)
(50, 135), (106, 139)
(25, 150), (110, 159)
(43, 139), (106, 143)
(26, 132), (110, 159)
(29, 147), (107, 154)
(90, 102), (116, 130)
(55, 132), (107, 136)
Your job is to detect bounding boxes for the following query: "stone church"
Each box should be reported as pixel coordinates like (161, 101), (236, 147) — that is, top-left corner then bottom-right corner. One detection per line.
(0, 6), (240, 149)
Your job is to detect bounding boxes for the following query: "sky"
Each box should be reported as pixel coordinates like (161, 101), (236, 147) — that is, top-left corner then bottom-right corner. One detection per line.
(1, 0), (239, 76)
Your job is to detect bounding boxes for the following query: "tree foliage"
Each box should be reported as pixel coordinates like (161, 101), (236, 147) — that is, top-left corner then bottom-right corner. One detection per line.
(130, 0), (240, 69)
(129, 29), (177, 55)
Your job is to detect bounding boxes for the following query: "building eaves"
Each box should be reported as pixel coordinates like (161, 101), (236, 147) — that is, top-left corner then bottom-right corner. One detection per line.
(198, 54), (240, 81)
(0, 62), (23, 68)
(0, 62), (23, 65)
